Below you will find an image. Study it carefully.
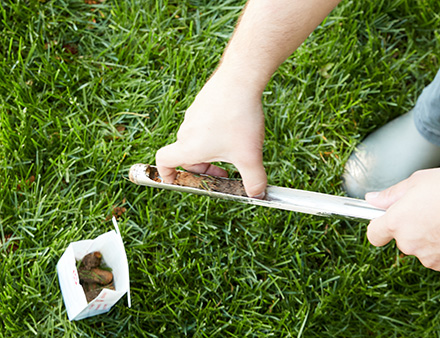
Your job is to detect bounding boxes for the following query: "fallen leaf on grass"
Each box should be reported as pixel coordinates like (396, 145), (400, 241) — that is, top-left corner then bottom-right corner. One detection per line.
(1, 234), (19, 253)
(17, 175), (35, 191)
(116, 125), (126, 133)
(84, 0), (105, 4)
(63, 43), (78, 55)
(105, 202), (127, 221)
(104, 124), (126, 140)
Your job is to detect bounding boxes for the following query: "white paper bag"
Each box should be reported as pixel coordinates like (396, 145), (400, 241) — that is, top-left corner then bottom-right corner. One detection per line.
(57, 217), (131, 321)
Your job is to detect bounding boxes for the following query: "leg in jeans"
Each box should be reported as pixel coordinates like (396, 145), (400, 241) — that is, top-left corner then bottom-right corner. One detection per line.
(414, 69), (440, 146)
(343, 69), (440, 199)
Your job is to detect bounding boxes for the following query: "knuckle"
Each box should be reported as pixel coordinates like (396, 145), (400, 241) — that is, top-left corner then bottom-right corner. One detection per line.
(155, 147), (167, 163)
(409, 170), (422, 179)
(395, 238), (417, 256)
(385, 221), (399, 234)
(408, 169), (430, 183)
(382, 208), (402, 234)
(420, 257), (440, 271)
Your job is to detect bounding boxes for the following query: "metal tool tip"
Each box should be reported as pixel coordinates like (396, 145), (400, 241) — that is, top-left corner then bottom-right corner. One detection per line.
(129, 163), (149, 184)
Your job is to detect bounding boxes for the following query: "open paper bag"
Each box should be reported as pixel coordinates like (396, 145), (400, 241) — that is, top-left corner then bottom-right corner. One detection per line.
(57, 217), (131, 320)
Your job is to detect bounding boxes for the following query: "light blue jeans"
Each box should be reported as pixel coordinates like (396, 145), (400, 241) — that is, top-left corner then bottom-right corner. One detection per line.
(414, 69), (440, 146)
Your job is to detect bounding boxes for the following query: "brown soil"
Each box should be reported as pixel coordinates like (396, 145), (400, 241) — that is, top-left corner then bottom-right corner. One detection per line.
(77, 251), (115, 302)
(147, 165), (247, 197)
(1, 234), (18, 253)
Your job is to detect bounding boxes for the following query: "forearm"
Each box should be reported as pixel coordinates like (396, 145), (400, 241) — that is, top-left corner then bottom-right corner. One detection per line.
(156, 0), (341, 196)
(216, 0), (342, 93)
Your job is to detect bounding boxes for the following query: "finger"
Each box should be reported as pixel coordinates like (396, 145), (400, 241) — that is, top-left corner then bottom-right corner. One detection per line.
(365, 177), (412, 209)
(366, 217), (394, 247)
(156, 143), (228, 182)
(155, 143), (186, 183)
(418, 256), (440, 271)
(234, 157), (267, 198)
(182, 163), (228, 178)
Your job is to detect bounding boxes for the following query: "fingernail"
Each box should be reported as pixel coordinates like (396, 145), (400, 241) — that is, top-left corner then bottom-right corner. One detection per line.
(365, 191), (380, 199)
(252, 192), (266, 200)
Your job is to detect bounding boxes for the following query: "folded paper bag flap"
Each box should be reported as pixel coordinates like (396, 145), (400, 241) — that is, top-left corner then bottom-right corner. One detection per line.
(112, 216), (131, 308)
(56, 245), (89, 320)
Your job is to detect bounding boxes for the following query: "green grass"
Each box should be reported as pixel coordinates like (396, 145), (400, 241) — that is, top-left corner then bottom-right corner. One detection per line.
(1, 0), (440, 336)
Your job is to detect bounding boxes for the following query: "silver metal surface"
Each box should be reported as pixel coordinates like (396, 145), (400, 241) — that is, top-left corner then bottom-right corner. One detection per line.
(129, 163), (386, 221)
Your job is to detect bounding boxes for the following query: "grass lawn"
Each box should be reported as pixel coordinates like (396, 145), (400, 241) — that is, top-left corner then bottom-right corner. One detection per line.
(1, 0), (440, 336)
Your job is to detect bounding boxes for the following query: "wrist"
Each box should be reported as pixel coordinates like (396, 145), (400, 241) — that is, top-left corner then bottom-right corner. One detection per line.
(212, 56), (271, 97)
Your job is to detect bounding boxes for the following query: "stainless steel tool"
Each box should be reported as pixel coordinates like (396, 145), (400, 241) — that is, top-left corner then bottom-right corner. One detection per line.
(129, 163), (385, 221)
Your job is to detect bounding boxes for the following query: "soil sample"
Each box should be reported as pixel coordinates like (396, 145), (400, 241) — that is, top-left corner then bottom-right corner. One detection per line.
(146, 165), (248, 197)
(77, 251), (115, 302)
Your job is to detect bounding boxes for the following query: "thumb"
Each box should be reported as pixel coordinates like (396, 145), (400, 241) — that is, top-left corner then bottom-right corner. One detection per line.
(155, 142), (186, 183)
(365, 177), (411, 209)
(234, 159), (267, 198)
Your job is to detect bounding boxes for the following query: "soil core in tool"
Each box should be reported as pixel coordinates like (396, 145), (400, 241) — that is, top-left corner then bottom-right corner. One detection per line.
(147, 165), (248, 197)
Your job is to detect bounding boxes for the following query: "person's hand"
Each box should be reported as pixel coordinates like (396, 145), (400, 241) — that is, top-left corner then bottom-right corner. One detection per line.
(365, 168), (440, 270)
(155, 70), (267, 198)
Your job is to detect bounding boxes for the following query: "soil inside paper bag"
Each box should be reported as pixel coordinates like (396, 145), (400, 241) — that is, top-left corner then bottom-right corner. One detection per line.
(77, 251), (115, 302)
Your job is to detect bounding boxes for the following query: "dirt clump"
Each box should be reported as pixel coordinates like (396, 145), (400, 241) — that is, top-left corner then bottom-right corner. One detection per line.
(147, 165), (247, 197)
(77, 251), (115, 302)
